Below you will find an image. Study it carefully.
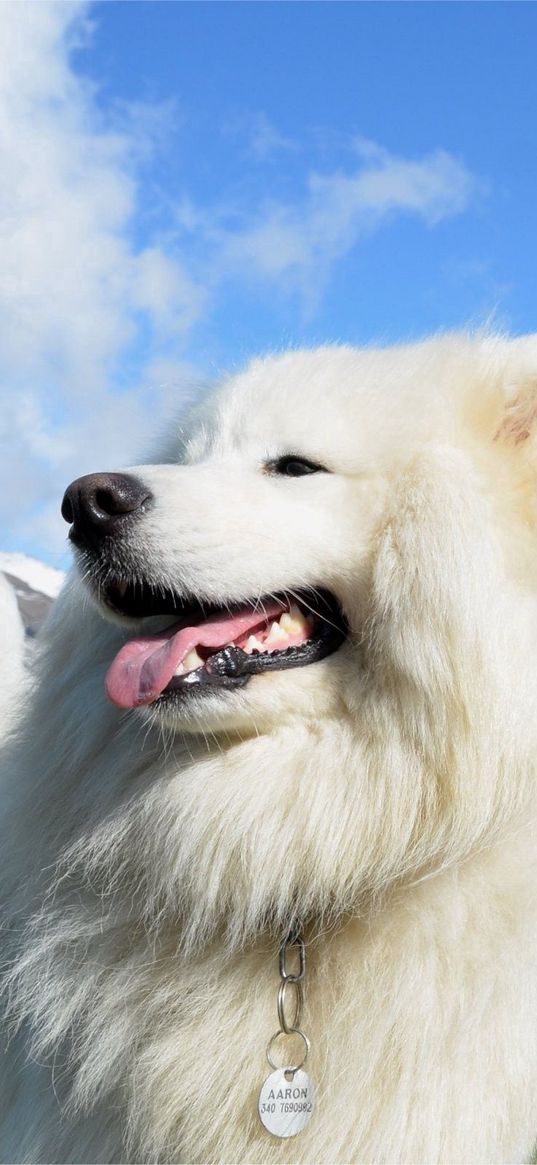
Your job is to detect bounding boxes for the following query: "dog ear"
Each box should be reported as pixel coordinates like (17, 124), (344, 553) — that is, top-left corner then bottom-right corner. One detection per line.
(495, 387), (537, 446)
(494, 337), (537, 446)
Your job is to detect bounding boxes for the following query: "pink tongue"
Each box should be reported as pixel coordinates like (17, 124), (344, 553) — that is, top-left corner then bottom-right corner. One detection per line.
(105, 601), (284, 709)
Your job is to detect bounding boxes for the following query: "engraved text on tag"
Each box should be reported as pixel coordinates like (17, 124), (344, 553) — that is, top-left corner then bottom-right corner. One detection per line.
(258, 1068), (315, 1138)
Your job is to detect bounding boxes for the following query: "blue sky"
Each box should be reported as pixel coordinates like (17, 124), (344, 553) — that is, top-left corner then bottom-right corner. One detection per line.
(2, 1), (537, 564)
(77, 1), (537, 343)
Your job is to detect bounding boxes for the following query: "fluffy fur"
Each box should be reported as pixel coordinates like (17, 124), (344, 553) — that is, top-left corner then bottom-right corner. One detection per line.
(3, 334), (537, 1162)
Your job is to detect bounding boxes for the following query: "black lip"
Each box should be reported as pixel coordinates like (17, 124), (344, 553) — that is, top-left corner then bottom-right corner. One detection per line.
(157, 668), (249, 699)
(208, 614), (345, 678)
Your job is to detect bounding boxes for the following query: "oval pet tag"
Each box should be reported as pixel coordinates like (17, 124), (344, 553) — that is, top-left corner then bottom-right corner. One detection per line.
(258, 1067), (315, 1138)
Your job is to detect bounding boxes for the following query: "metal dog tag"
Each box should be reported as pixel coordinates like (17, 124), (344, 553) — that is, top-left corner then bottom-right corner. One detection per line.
(258, 1068), (315, 1138)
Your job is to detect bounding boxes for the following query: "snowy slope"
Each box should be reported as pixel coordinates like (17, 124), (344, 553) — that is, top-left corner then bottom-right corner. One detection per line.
(0, 553), (66, 638)
(0, 553), (65, 598)
(0, 571), (25, 726)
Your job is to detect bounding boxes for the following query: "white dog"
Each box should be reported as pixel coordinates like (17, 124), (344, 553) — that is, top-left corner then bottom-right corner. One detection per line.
(3, 334), (537, 1163)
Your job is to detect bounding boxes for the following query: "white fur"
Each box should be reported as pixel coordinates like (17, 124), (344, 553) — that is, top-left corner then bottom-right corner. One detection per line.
(3, 334), (537, 1162)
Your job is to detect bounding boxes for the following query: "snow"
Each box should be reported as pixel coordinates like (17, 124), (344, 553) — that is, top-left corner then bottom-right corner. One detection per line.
(0, 552), (65, 599)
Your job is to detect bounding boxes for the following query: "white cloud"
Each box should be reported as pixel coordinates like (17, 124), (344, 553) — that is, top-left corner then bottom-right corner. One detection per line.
(131, 248), (206, 338)
(214, 138), (477, 296)
(0, 1), (205, 558)
(248, 114), (296, 160)
(0, 4), (203, 385)
(222, 112), (296, 161)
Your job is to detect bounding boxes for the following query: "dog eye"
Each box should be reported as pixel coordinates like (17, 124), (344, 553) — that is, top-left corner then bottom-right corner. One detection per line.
(266, 455), (328, 477)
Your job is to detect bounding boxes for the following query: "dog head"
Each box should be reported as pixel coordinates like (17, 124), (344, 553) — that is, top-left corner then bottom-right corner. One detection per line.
(56, 333), (537, 932)
(63, 335), (537, 727)
(62, 340), (495, 728)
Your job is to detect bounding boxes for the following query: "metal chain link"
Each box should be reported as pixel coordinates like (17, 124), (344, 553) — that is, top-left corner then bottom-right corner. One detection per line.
(266, 930), (310, 1074)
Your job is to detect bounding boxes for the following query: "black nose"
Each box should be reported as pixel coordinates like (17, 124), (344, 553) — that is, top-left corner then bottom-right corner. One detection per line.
(61, 472), (153, 549)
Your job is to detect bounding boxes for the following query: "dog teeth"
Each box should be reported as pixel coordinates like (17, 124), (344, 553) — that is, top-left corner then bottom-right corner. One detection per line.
(182, 648), (204, 673)
(245, 635), (265, 654)
(266, 621), (289, 646)
(280, 604), (311, 636)
(242, 606), (312, 656)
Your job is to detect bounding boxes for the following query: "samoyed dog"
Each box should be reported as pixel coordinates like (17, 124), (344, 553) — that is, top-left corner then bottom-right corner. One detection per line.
(3, 334), (537, 1163)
